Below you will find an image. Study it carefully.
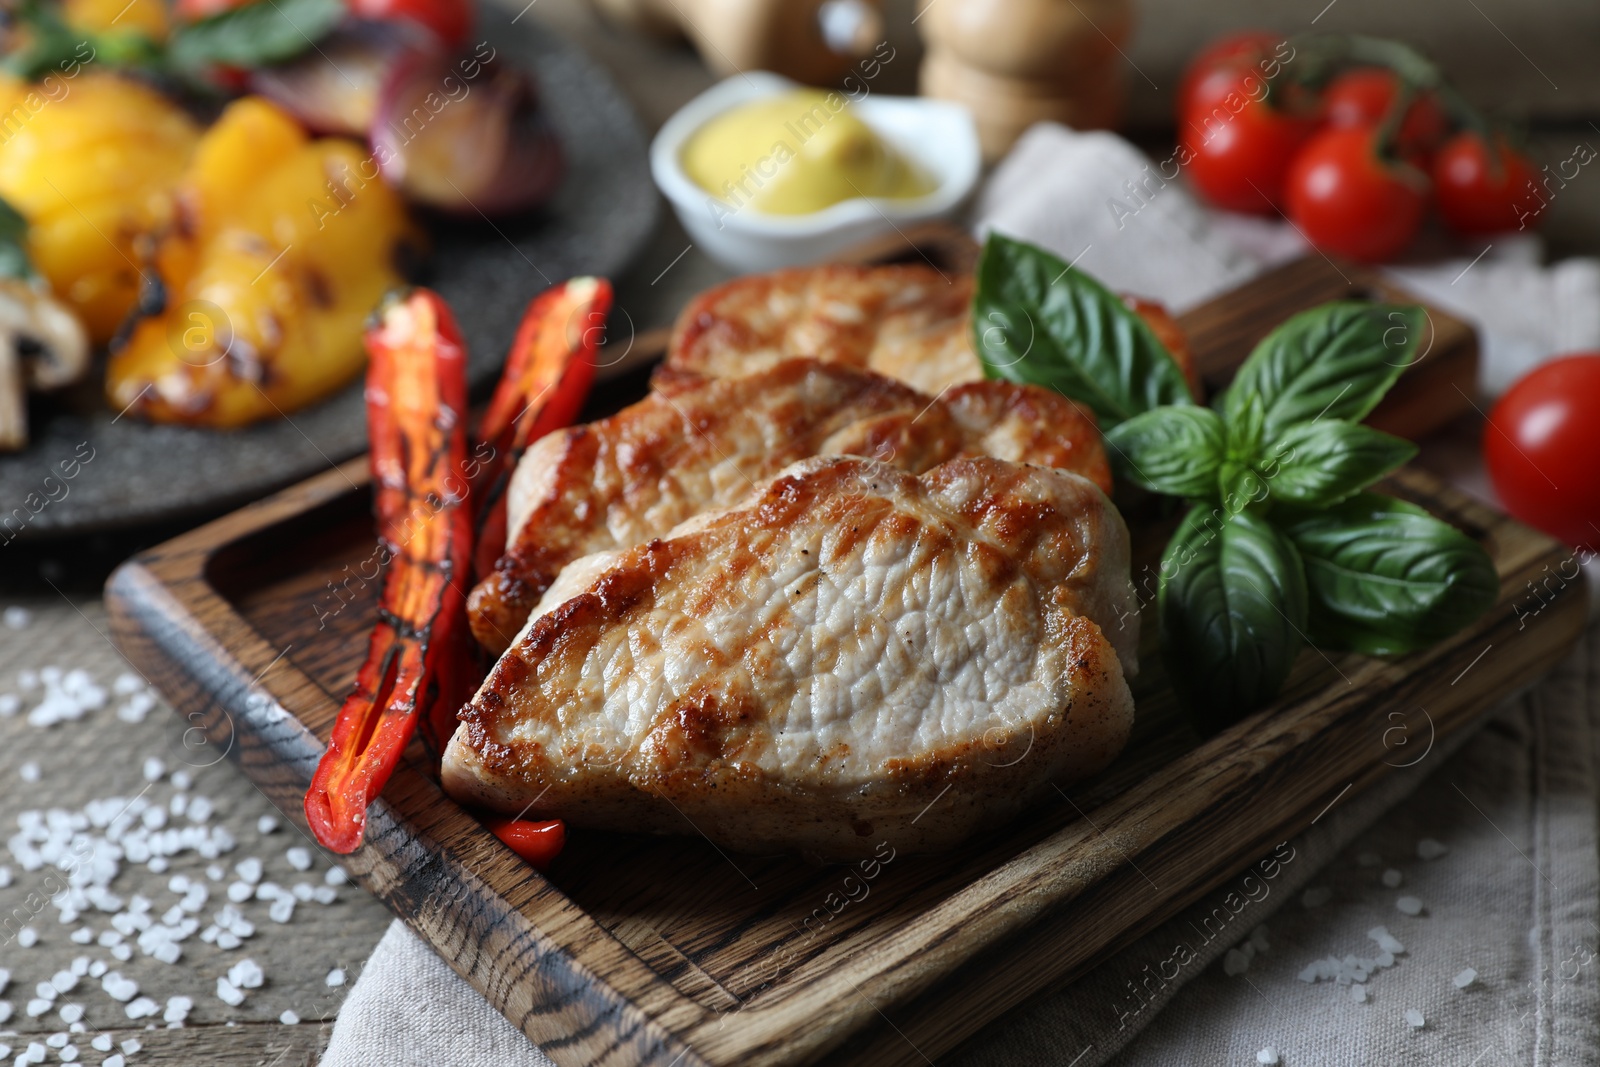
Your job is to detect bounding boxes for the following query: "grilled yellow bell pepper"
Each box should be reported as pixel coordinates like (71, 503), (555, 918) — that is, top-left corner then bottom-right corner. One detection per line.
(108, 97), (421, 427)
(0, 71), (198, 343)
(62, 0), (170, 41)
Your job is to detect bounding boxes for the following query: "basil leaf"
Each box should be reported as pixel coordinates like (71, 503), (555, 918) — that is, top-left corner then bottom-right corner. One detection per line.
(168, 0), (344, 72)
(1282, 493), (1498, 655)
(0, 198), (32, 280)
(1224, 302), (1423, 441)
(972, 233), (1192, 428)
(1104, 406), (1225, 498)
(1160, 505), (1308, 729)
(1218, 461), (1268, 514)
(1259, 420), (1416, 508)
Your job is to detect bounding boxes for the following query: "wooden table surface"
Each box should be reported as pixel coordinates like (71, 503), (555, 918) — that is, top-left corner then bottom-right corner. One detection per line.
(1, 1), (1597, 1065)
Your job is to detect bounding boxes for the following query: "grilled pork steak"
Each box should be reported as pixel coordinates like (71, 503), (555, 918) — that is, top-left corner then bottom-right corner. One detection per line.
(664, 264), (1201, 397)
(443, 455), (1137, 860)
(465, 359), (1107, 654)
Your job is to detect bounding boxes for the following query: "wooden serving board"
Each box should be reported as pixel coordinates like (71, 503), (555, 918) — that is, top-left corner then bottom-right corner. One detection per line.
(105, 250), (1585, 1067)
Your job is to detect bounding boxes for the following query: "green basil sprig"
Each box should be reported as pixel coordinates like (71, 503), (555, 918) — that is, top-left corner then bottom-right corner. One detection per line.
(1159, 508), (1307, 732)
(168, 0), (345, 73)
(971, 233), (1193, 428)
(1282, 494), (1498, 655)
(0, 197), (34, 280)
(974, 235), (1499, 729)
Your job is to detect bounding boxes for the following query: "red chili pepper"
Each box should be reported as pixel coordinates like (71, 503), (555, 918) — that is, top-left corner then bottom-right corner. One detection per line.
(485, 817), (565, 870)
(304, 289), (472, 853)
(471, 276), (611, 579)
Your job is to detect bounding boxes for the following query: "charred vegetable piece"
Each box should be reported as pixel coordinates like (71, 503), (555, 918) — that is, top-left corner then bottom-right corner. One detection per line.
(471, 276), (610, 578)
(372, 50), (563, 215)
(0, 72), (199, 343)
(107, 96), (419, 427)
(304, 288), (471, 853)
(484, 817), (565, 870)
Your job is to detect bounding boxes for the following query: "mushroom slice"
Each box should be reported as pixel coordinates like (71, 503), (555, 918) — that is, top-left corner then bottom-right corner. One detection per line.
(0, 279), (91, 452)
(0, 278), (91, 391)
(0, 338), (23, 452)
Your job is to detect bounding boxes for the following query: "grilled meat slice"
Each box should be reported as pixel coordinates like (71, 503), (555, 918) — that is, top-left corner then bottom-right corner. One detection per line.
(663, 264), (1201, 397)
(443, 455), (1137, 860)
(466, 358), (1107, 654)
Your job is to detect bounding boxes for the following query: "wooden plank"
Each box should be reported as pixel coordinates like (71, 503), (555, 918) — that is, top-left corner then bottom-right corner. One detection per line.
(104, 255), (1582, 1067)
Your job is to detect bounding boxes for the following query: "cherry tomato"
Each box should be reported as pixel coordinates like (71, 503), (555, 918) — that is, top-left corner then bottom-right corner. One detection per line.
(485, 817), (566, 870)
(172, 0), (250, 18)
(1284, 125), (1428, 261)
(1323, 68), (1448, 165)
(1180, 69), (1321, 215)
(1433, 132), (1544, 235)
(1485, 354), (1600, 551)
(1177, 31), (1285, 121)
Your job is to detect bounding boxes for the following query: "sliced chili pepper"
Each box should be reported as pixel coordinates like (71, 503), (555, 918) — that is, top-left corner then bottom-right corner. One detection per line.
(485, 817), (566, 870)
(471, 276), (611, 580)
(305, 288), (472, 853)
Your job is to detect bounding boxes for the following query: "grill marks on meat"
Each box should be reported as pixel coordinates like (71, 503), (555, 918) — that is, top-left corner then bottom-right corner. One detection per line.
(443, 456), (1137, 859)
(465, 359), (1107, 654)
(663, 263), (1201, 398)
(668, 265), (979, 395)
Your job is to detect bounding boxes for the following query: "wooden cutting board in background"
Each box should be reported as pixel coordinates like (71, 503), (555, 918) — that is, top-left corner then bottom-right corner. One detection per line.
(104, 237), (1584, 1067)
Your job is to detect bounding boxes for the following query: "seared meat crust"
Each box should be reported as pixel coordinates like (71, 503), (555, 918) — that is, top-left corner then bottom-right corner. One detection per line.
(443, 455), (1137, 860)
(663, 264), (1201, 397)
(466, 359), (1106, 653)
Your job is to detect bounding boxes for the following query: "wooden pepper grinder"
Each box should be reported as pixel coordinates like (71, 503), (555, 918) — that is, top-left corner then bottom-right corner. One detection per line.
(589, 0), (886, 87)
(917, 0), (1132, 162)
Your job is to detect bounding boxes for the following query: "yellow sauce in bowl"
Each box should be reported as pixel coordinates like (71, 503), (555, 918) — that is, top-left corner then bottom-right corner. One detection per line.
(681, 90), (935, 216)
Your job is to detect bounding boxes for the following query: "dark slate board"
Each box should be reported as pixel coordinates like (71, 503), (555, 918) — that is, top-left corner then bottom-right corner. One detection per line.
(0, 4), (658, 540)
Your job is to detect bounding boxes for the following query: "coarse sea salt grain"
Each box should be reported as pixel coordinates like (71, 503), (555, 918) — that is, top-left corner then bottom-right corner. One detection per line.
(121, 1038), (141, 1054)
(91, 1035), (112, 1052)
(3, 606), (31, 629)
(0, 1001), (10, 1022)
(326, 968), (346, 988)
(17, 926), (37, 947)
(1396, 896), (1425, 916)
(171, 769), (192, 789)
(0, 693), (18, 716)
(257, 815), (279, 835)
(1417, 839), (1448, 860)
(25, 998), (51, 1017)
(57, 1003), (82, 1024)
(1223, 948), (1249, 976)
(142, 757), (164, 782)
(235, 858), (262, 884)
(105, 1056), (126, 1067)
(1352, 983), (1368, 1003)
(125, 996), (160, 1020)
(286, 847), (312, 871)
(1405, 1008), (1425, 1029)
(215, 978), (245, 1007)
(1455, 967), (1478, 989)
(1381, 869), (1403, 888)
(325, 867), (348, 886)
(280, 1010), (300, 1025)
(69, 928), (91, 944)
(228, 959), (264, 990)
(1368, 927), (1405, 955)
(18, 762), (38, 783)
(1256, 1047), (1279, 1065)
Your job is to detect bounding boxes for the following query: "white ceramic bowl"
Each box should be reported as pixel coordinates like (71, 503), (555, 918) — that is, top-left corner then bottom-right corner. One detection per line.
(650, 71), (980, 273)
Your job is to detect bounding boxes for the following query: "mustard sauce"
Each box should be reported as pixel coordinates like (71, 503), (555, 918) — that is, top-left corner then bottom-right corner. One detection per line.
(682, 90), (934, 215)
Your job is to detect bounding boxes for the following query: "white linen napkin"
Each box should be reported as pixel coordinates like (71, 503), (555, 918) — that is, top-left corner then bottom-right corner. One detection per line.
(324, 122), (1600, 1067)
